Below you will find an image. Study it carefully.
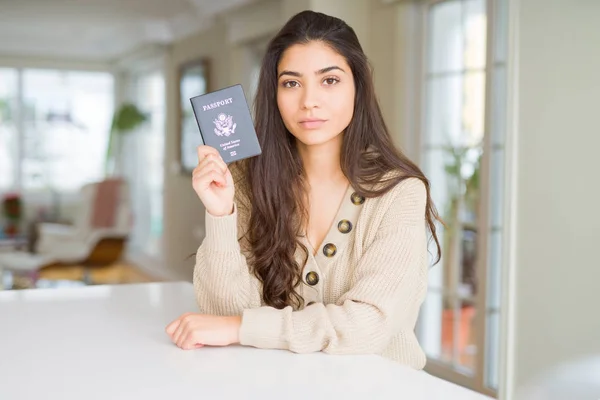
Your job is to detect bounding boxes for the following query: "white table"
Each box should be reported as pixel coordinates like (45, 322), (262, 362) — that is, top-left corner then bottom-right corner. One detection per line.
(0, 282), (492, 400)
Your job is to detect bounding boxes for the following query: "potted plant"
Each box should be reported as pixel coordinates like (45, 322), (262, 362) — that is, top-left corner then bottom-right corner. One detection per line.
(104, 103), (148, 176)
(440, 142), (481, 364)
(2, 193), (23, 237)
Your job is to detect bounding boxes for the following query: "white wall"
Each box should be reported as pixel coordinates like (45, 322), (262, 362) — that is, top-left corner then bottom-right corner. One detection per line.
(506, 0), (600, 396)
(0, 55), (111, 71)
(310, 0), (371, 55)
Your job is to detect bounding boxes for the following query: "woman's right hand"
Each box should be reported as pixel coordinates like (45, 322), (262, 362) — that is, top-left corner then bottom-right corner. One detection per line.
(192, 146), (235, 217)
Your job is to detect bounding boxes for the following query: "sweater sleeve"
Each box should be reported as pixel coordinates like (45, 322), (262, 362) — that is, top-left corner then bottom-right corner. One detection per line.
(192, 201), (263, 316)
(238, 178), (429, 355)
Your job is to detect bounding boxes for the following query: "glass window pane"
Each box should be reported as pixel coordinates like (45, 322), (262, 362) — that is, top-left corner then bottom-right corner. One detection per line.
(144, 73), (165, 257)
(490, 148), (505, 228)
(122, 71), (165, 257)
(428, 1), (463, 73)
(491, 66), (507, 147)
(464, 0), (487, 70)
(487, 229), (502, 310)
(21, 69), (113, 191)
(423, 145), (481, 292)
(423, 148), (453, 214)
(180, 64), (207, 172)
(493, 0), (508, 64)
(419, 291), (443, 360)
(463, 71), (486, 146)
(457, 299), (477, 371)
(441, 296), (457, 365)
(460, 226), (478, 299)
(421, 290), (487, 373)
(425, 72), (485, 148)
(426, 76), (463, 147)
(440, 297), (477, 372)
(0, 68), (18, 191)
(419, 289), (479, 373)
(485, 310), (500, 389)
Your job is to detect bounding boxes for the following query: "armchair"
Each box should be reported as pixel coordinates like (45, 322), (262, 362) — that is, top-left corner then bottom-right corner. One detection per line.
(0, 178), (133, 288)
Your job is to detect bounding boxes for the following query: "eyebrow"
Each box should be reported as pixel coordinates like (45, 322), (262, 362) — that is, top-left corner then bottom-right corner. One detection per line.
(278, 65), (345, 79)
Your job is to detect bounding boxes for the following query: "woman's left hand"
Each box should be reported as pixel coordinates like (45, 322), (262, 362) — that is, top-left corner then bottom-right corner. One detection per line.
(165, 313), (241, 349)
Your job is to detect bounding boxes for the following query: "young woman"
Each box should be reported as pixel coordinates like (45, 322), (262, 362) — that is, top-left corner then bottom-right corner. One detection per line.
(166, 10), (441, 370)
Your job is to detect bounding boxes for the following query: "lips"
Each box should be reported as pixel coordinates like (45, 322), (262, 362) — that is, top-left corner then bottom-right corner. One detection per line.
(299, 118), (327, 129)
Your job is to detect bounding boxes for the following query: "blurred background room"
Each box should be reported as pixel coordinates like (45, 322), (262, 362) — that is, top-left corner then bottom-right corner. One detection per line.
(0, 0), (598, 399)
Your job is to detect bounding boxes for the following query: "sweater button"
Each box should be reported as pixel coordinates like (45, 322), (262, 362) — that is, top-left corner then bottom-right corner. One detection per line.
(351, 192), (365, 205)
(323, 243), (337, 257)
(305, 271), (319, 286)
(337, 219), (352, 234)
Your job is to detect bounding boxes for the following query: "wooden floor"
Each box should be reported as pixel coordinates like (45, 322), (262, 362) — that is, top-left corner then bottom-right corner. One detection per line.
(5, 261), (160, 290)
(37, 262), (161, 285)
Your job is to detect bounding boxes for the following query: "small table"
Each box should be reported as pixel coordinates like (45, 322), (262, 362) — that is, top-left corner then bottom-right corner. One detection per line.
(0, 281), (493, 399)
(0, 251), (52, 290)
(0, 236), (28, 252)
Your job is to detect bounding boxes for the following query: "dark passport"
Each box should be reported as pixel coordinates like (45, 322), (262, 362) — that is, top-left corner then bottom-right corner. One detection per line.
(189, 84), (261, 164)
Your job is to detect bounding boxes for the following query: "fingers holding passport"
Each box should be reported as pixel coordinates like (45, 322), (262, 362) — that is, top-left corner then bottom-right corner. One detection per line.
(193, 145), (235, 217)
(194, 146), (228, 186)
(197, 144), (221, 161)
(197, 149), (228, 175)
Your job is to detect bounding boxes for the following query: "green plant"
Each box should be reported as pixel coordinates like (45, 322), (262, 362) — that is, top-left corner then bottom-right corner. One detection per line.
(0, 98), (12, 123)
(443, 144), (482, 221)
(105, 103), (148, 176)
(440, 142), (482, 308)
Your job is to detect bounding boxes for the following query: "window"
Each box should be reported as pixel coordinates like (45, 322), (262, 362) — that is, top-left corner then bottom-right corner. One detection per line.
(0, 68), (19, 191)
(120, 71), (165, 257)
(416, 0), (507, 396)
(0, 68), (114, 193)
(245, 36), (271, 113)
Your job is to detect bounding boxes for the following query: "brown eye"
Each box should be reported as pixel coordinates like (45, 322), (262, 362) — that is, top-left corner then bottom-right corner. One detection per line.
(323, 77), (340, 86)
(283, 81), (299, 88)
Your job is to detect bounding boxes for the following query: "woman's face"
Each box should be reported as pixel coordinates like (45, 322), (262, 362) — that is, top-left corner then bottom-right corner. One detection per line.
(276, 41), (355, 148)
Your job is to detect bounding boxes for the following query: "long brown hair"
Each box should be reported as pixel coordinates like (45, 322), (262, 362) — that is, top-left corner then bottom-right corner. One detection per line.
(232, 10), (442, 310)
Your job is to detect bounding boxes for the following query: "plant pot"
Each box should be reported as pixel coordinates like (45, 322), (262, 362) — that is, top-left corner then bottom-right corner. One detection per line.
(441, 305), (476, 362)
(3, 222), (19, 237)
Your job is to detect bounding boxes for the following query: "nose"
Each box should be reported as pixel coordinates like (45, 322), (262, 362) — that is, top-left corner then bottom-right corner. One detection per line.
(300, 85), (319, 110)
